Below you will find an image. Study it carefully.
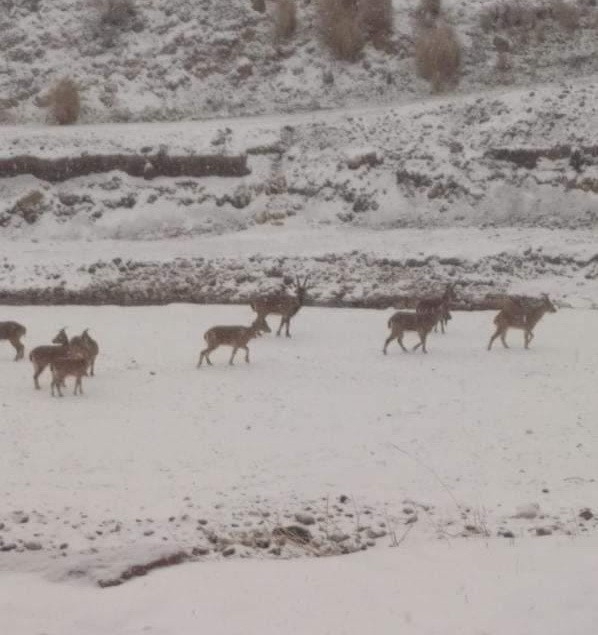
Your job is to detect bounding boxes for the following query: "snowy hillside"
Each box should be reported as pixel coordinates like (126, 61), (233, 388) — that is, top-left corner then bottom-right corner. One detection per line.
(2, 0), (598, 124)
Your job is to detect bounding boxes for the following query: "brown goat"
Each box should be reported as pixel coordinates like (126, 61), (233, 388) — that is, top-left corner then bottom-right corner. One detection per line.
(488, 294), (557, 350)
(383, 309), (441, 354)
(70, 329), (99, 375)
(50, 354), (88, 397)
(416, 283), (456, 334)
(0, 321), (26, 361)
(197, 322), (263, 367)
(29, 328), (70, 389)
(250, 275), (312, 337)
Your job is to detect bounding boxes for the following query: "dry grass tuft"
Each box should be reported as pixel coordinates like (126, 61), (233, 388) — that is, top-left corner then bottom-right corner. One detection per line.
(318, 0), (363, 60)
(48, 78), (80, 125)
(358, 0), (394, 45)
(274, 0), (297, 39)
(415, 23), (461, 92)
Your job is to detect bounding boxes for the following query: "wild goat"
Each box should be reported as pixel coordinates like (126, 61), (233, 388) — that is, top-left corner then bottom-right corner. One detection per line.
(416, 283), (456, 334)
(30, 328), (70, 389)
(250, 275), (312, 337)
(197, 321), (263, 367)
(69, 329), (99, 375)
(487, 294), (557, 350)
(50, 354), (88, 397)
(0, 321), (26, 361)
(383, 309), (441, 354)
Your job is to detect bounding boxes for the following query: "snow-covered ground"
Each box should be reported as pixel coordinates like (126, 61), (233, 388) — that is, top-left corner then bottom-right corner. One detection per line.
(3, 537), (598, 635)
(1, 304), (597, 631)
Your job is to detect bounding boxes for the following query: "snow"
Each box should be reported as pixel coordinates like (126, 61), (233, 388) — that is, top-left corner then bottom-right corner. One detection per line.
(1, 1), (598, 630)
(1, 304), (597, 634)
(3, 537), (598, 635)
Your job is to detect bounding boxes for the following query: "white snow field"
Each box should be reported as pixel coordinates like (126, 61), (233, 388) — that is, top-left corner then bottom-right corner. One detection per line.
(1, 303), (597, 633)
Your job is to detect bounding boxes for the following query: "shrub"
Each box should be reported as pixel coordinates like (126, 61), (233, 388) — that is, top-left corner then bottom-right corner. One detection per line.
(359, 0), (394, 44)
(274, 0), (297, 39)
(318, 0), (363, 60)
(415, 23), (461, 92)
(49, 78), (80, 125)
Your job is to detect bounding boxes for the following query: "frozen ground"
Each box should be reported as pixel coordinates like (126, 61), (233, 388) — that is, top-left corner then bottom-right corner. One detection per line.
(2, 537), (598, 635)
(0, 305), (596, 613)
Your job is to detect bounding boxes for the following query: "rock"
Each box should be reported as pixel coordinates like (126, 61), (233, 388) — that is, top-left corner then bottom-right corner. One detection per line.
(535, 527), (552, 537)
(294, 513), (315, 526)
(192, 546), (209, 556)
(405, 514), (419, 525)
(24, 541), (42, 551)
(366, 528), (387, 539)
(222, 547), (236, 557)
(579, 508), (593, 521)
(499, 530), (515, 538)
(514, 503), (540, 519)
(329, 533), (350, 543)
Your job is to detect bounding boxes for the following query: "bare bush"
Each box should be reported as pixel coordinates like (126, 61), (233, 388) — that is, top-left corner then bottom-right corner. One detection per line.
(415, 23), (461, 92)
(274, 0), (297, 39)
(552, 0), (581, 30)
(318, 0), (363, 60)
(48, 78), (80, 125)
(359, 0), (394, 44)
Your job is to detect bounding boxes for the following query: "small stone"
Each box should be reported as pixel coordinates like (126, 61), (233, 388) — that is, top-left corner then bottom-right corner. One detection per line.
(222, 547), (236, 557)
(339, 495), (349, 504)
(366, 528), (387, 539)
(191, 547), (209, 556)
(499, 530), (515, 538)
(514, 503), (540, 519)
(329, 533), (350, 543)
(24, 541), (42, 551)
(535, 527), (552, 537)
(579, 508), (593, 521)
(294, 513), (315, 526)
